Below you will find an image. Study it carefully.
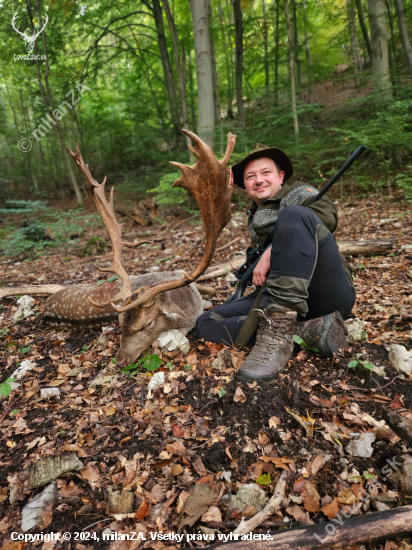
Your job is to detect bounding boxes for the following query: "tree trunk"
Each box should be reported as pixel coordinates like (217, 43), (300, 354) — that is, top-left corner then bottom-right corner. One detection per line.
(368, 0), (393, 101)
(189, 0), (215, 148)
(274, 0), (280, 105)
(233, 0), (245, 130)
(356, 0), (372, 60)
(29, 0), (83, 207)
(210, 28), (222, 125)
(187, 47), (197, 132)
(386, 0), (398, 81)
(347, 0), (363, 86)
(302, 0), (315, 102)
(285, 0), (299, 139)
(262, 0), (270, 95)
(162, 0), (193, 160)
(151, 0), (181, 145)
(393, 0), (412, 73)
(292, 0), (302, 99)
(218, 1), (235, 118)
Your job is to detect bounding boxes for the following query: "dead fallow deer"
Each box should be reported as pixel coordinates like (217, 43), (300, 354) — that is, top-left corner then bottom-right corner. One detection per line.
(1, 130), (236, 365)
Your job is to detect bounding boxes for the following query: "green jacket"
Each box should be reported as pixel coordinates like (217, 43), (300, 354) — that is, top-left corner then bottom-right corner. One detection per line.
(246, 181), (354, 286)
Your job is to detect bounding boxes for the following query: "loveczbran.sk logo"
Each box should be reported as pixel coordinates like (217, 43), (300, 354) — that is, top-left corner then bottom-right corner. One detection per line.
(12, 10), (49, 60)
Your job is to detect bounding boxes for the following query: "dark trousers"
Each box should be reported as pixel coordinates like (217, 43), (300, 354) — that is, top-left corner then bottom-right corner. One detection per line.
(196, 205), (356, 346)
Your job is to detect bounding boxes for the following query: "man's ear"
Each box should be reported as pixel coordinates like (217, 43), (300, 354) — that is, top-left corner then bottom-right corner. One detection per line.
(279, 170), (285, 183)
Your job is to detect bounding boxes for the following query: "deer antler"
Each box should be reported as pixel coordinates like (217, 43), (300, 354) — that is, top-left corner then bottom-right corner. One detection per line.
(68, 144), (151, 308)
(11, 12), (28, 39)
(113, 130), (236, 313)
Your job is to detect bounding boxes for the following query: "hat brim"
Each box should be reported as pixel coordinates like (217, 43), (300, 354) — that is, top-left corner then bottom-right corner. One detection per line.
(232, 147), (293, 189)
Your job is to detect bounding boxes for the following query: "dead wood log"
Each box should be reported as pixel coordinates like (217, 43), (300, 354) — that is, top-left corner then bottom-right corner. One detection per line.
(199, 239), (395, 282)
(209, 505), (412, 550)
(233, 471), (289, 535)
(337, 238), (395, 255)
(0, 285), (64, 299)
(383, 410), (412, 449)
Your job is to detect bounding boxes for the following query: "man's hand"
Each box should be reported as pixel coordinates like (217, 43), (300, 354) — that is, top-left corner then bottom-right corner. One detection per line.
(252, 246), (271, 287)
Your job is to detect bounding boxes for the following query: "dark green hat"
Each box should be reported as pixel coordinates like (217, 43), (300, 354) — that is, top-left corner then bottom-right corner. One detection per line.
(231, 143), (293, 189)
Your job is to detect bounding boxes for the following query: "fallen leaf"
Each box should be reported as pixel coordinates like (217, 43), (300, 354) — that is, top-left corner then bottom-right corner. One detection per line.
(134, 499), (150, 520)
(166, 441), (186, 455)
(178, 484), (218, 531)
(320, 498), (339, 518)
(269, 416), (281, 428)
(233, 386), (246, 403)
(201, 506), (222, 523)
(286, 505), (314, 525)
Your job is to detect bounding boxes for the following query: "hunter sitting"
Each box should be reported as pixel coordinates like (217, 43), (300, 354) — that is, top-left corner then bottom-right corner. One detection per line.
(196, 144), (356, 382)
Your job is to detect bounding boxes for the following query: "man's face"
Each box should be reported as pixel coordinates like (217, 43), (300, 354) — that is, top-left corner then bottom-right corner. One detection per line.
(243, 157), (285, 204)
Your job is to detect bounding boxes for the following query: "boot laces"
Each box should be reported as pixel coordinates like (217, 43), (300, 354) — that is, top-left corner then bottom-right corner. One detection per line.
(248, 314), (291, 360)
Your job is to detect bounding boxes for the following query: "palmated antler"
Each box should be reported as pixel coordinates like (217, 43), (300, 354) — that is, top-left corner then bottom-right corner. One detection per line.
(114, 129), (236, 313)
(68, 144), (151, 308)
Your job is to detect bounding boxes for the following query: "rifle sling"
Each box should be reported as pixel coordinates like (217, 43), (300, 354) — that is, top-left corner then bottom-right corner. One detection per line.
(234, 285), (266, 350)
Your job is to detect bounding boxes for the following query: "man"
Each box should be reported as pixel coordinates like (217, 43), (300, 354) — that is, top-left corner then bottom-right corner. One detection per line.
(196, 144), (356, 382)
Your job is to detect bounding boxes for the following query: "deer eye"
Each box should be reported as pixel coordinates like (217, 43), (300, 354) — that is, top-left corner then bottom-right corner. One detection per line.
(145, 321), (155, 330)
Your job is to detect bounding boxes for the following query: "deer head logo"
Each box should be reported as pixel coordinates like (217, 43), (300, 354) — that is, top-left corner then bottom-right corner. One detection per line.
(11, 10), (49, 54)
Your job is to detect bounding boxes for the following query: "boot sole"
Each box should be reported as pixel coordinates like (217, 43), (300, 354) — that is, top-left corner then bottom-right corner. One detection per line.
(237, 364), (286, 383)
(318, 312), (349, 357)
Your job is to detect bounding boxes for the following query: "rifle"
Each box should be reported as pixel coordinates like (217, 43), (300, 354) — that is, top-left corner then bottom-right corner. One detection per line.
(226, 145), (366, 303)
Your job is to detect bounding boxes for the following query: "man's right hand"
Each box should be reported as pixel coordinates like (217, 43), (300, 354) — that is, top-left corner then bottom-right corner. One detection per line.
(252, 246), (271, 287)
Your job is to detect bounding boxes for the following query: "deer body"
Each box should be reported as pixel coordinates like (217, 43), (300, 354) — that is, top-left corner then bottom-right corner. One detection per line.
(44, 272), (203, 365)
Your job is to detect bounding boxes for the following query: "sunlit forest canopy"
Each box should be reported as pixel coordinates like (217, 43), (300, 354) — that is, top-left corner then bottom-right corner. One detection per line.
(0, 0), (411, 207)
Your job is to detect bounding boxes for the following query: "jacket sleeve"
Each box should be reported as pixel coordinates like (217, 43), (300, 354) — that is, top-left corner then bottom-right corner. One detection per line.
(302, 195), (338, 233)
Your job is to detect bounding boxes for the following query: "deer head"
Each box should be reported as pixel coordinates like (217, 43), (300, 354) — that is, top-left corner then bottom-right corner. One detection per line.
(11, 10), (49, 54)
(68, 129), (236, 365)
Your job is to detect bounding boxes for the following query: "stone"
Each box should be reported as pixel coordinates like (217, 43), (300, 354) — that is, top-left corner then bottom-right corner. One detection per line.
(28, 453), (83, 488)
(230, 483), (268, 513)
(225, 272), (238, 282)
(388, 344), (412, 375)
(21, 482), (57, 532)
(157, 329), (190, 355)
(147, 372), (165, 399)
(345, 318), (368, 342)
(346, 432), (376, 458)
(388, 454), (412, 495)
(211, 348), (233, 372)
(13, 295), (35, 322)
(40, 388), (60, 400)
(401, 244), (412, 252)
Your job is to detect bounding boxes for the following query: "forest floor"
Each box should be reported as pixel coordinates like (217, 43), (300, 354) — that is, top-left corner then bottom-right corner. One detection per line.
(0, 190), (412, 550)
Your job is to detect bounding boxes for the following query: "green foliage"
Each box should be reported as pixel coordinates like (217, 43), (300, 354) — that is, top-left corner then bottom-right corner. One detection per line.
(217, 387), (226, 398)
(0, 378), (17, 397)
(148, 172), (193, 210)
(293, 335), (319, 353)
(256, 473), (271, 485)
(0, 200), (49, 213)
(19, 346), (31, 354)
(121, 353), (162, 374)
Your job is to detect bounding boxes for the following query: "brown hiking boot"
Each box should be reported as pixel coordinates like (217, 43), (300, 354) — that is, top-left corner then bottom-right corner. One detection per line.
(295, 311), (349, 357)
(237, 303), (297, 382)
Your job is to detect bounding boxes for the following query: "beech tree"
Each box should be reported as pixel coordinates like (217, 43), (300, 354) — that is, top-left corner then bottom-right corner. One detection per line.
(368, 0), (393, 101)
(394, 0), (412, 73)
(189, 0), (215, 148)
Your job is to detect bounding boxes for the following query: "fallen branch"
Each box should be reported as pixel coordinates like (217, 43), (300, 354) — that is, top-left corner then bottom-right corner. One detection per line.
(0, 285), (64, 299)
(233, 470), (289, 535)
(383, 410), (412, 448)
(210, 505), (412, 550)
(216, 237), (241, 253)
